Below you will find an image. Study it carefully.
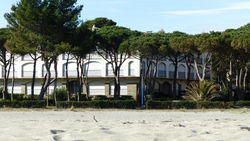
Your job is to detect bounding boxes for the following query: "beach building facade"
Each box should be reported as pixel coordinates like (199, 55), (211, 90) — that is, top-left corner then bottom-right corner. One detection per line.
(0, 53), (211, 100)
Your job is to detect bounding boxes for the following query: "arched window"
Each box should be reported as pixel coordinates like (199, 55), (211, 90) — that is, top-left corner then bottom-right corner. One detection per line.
(158, 63), (166, 77)
(42, 64), (55, 78)
(169, 64), (175, 78)
(178, 64), (186, 79)
(106, 63), (113, 76)
(85, 62), (102, 76)
(63, 62), (77, 77)
(128, 61), (135, 76)
(190, 66), (195, 80)
(22, 63), (34, 78)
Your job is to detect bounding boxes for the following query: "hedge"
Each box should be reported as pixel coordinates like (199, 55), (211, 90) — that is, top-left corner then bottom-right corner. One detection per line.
(0, 100), (46, 108)
(57, 100), (136, 109)
(146, 100), (250, 109)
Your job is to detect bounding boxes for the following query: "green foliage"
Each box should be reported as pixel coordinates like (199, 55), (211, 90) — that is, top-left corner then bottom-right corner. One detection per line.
(146, 100), (250, 109)
(84, 17), (116, 29)
(151, 93), (173, 101)
(146, 100), (196, 109)
(119, 95), (134, 100)
(123, 33), (169, 57)
(183, 81), (218, 102)
(97, 26), (138, 53)
(56, 100), (136, 109)
(91, 95), (109, 101)
(50, 88), (68, 101)
(0, 100), (46, 108)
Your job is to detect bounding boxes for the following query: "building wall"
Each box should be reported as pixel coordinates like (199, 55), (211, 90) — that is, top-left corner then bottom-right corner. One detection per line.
(0, 53), (212, 99)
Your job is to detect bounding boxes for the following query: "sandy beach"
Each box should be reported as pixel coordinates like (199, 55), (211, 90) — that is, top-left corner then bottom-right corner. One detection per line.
(0, 109), (249, 141)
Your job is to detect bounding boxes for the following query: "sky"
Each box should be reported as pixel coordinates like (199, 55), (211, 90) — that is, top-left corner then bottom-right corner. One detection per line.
(0, 0), (250, 34)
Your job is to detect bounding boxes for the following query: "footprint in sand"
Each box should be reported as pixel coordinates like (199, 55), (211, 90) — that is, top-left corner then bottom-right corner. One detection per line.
(50, 130), (65, 134)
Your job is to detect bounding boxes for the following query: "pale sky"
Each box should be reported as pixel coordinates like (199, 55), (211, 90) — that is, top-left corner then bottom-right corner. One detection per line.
(0, 0), (250, 34)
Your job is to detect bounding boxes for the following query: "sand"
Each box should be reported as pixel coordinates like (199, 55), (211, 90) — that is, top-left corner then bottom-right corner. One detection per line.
(0, 109), (249, 141)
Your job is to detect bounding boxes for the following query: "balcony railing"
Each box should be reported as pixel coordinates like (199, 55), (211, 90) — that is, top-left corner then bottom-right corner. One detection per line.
(2, 71), (18, 78)
(169, 71), (174, 79)
(42, 71), (56, 78)
(86, 70), (102, 77)
(178, 72), (186, 79)
(68, 70), (77, 77)
(158, 70), (166, 78)
(63, 70), (77, 77)
(106, 70), (124, 76)
(128, 69), (135, 76)
(107, 70), (113, 76)
(22, 71), (37, 78)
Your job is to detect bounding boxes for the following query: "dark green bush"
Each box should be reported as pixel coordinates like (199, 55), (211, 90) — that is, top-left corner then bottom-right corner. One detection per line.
(234, 101), (250, 107)
(146, 100), (172, 109)
(119, 95), (134, 100)
(57, 100), (136, 109)
(151, 93), (173, 101)
(92, 95), (108, 101)
(50, 88), (68, 101)
(146, 100), (243, 109)
(0, 100), (46, 108)
(22, 95), (40, 100)
(199, 101), (230, 109)
(171, 101), (196, 109)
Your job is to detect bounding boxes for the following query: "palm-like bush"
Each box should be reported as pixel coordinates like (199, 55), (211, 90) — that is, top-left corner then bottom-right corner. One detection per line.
(183, 81), (217, 102)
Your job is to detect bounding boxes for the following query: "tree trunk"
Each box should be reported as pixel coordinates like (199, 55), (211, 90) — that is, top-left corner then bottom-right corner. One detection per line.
(173, 59), (178, 99)
(186, 64), (191, 86)
(114, 67), (121, 100)
(53, 58), (58, 105)
(31, 56), (37, 100)
(150, 60), (159, 95)
(83, 55), (90, 100)
(243, 67), (248, 91)
(65, 54), (70, 101)
(76, 57), (81, 101)
(38, 60), (52, 100)
(11, 56), (15, 101)
(228, 60), (233, 101)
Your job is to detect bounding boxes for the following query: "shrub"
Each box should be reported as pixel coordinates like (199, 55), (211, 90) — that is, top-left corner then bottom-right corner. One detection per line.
(146, 100), (172, 109)
(183, 81), (218, 102)
(198, 101), (230, 109)
(171, 101), (196, 109)
(234, 101), (250, 107)
(146, 100), (234, 109)
(92, 95), (108, 101)
(57, 100), (136, 109)
(50, 88), (68, 101)
(0, 100), (46, 108)
(24, 95), (40, 100)
(119, 95), (134, 100)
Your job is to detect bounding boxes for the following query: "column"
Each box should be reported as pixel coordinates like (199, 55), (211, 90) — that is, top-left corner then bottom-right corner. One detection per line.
(21, 83), (27, 95)
(127, 83), (137, 100)
(105, 83), (110, 97)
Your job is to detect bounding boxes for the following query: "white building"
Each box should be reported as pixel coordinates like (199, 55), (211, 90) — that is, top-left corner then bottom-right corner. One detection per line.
(0, 53), (211, 100)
